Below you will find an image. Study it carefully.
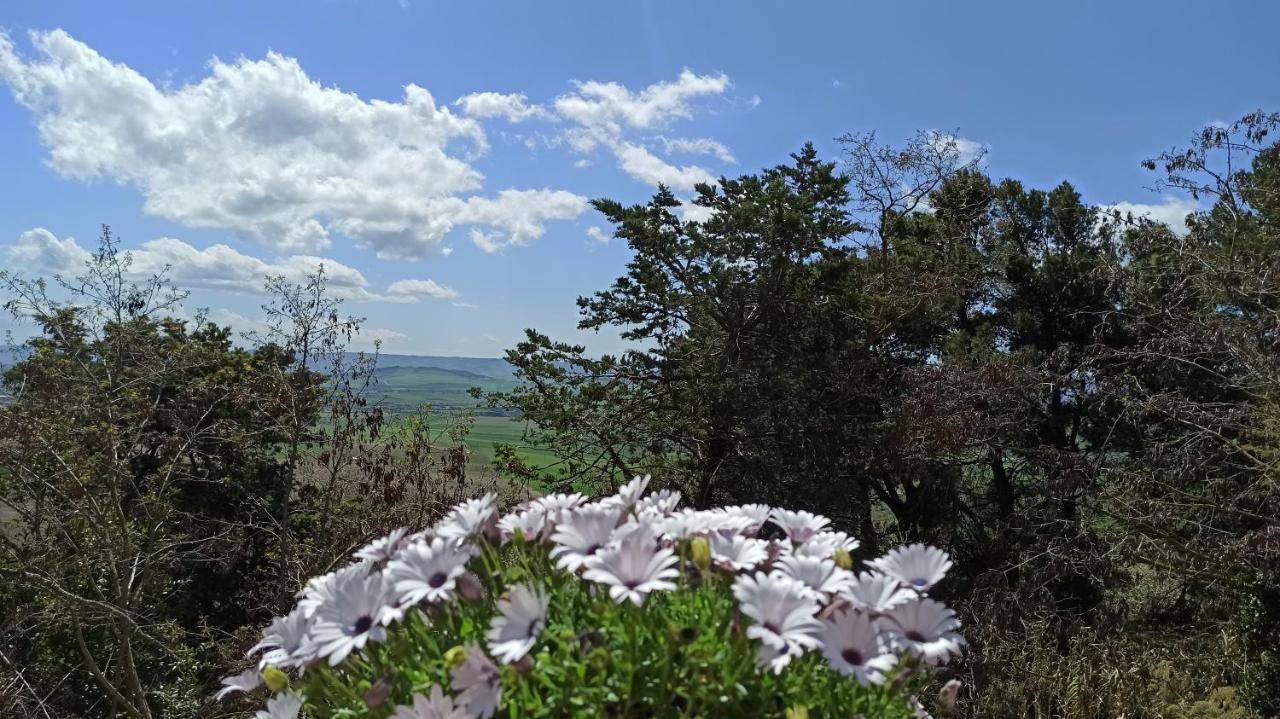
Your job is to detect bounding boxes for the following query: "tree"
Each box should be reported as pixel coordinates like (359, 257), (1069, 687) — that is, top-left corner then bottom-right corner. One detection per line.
(0, 229), (306, 717)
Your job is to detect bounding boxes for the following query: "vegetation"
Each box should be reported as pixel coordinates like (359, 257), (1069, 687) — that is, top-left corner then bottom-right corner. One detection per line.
(2, 110), (1279, 717)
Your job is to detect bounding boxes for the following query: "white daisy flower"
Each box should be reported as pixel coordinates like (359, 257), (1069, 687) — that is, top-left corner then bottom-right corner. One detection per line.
(708, 533), (770, 571)
(436, 493), (498, 543)
(248, 607), (313, 669)
(655, 509), (718, 540)
(635, 488), (681, 516)
(306, 571), (398, 666)
(295, 563), (371, 618)
(870, 544), (953, 591)
(769, 508), (831, 544)
(602, 474), (650, 510)
(354, 527), (410, 562)
(533, 492), (588, 521)
(820, 608), (897, 685)
(389, 684), (469, 719)
(731, 571), (823, 673)
(882, 598), (966, 665)
(721, 504), (772, 535)
(214, 668), (260, 700)
(705, 512), (757, 539)
(254, 693), (301, 719)
(487, 584), (549, 664)
(840, 571), (916, 613)
(498, 505), (549, 543)
(582, 525), (680, 606)
(550, 504), (621, 572)
(386, 537), (473, 607)
(777, 553), (853, 599)
(794, 531), (861, 559)
(450, 644), (502, 719)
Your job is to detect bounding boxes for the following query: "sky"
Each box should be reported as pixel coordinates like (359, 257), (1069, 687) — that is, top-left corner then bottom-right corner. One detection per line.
(1, 1), (1278, 357)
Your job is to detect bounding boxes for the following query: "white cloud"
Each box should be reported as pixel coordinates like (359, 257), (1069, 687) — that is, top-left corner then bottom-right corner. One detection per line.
(451, 301), (478, 310)
(658, 136), (736, 164)
(454, 91), (550, 122)
(5, 228), (459, 303)
(386, 278), (459, 300)
(459, 189), (587, 252)
(0, 29), (586, 259)
(1104, 196), (1201, 235)
(585, 226), (611, 244)
(613, 143), (716, 191)
(927, 130), (986, 167)
(549, 69), (733, 189)
(360, 327), (409, 344)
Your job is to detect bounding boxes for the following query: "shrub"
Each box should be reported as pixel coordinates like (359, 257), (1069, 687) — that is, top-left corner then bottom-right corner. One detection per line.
(217, 477), (965, 718)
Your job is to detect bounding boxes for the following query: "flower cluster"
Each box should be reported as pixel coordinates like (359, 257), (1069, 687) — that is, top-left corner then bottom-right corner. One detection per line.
(220, 477), (964, 718)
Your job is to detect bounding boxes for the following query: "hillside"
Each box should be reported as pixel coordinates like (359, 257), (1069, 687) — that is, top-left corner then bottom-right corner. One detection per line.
(368, 363), (517, 413)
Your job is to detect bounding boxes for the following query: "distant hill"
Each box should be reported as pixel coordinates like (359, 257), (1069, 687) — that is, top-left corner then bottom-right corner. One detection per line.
(368, 363), (518, 414)
(360, 353), (515, 379)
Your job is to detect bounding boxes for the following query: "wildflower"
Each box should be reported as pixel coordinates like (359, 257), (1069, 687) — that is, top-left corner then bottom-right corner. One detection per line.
(582, 525), (680, 606)
(498, 505), (548, 543)
(450, 644), (502, 719)
(389, 684), (469, 719)
(534, 492), (588, 517)
(769, 509), (831, 544)
(778, 553), (853, 599)
(254, 693), (301, 719)
(306, 571), (398, 666)
(248, 608), (313, 669)
(603, 474), (650, 510)
(295, 563), (371, 618)
(732, 572), (823, 673)
(841, 571), (916, 613)
(721, 504), (772, 535)
(354, 527), (410, 562)
(487, 584), (549, 664)
(550, 504), (621, 572)
(386, 537), (472, 606)
(794, 531), (860, 559)
(690, 535), (712, 571)
(436, 493), (498, 543)
(869, 544), (952, 591)
(708, 533), (770, 571)
(636, 488), (681, 516)
(819, 607), (896, 685)
(214, 668), (260, 700)
(882, 598), (966, 665)
(655, 508), (718, 540)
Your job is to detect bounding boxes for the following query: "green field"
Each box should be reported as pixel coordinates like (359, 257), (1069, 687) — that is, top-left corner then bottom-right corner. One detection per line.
(365, 361), (560, 479)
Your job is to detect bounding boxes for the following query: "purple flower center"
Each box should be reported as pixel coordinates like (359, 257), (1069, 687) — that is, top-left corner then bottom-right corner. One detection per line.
(353, 615), (374, 634)
(429, 572), (448, 588)
(905, 630), (927, 643)
(841, 648), (864, 666)
(911, 578), (928, 587)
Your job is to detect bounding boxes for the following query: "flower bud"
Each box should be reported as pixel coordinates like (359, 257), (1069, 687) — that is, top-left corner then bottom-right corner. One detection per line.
(261, 666), (289, 692)
(511, 655), (534, 675)
(937, 679), (962, 714)
(362, 678), (391, 709)
(832, 548), (853, 570)
(690, 536), (712, 572)
(443, 645), (468, 669)
(785, 705), (809, 719)
(457, 572), (485, 603)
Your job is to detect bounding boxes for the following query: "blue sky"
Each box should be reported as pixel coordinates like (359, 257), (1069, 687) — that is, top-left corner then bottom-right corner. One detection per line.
(2, 1), (1278, 357)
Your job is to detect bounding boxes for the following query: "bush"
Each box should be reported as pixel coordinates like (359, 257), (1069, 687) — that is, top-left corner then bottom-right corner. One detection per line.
(217, 477), (965, 718)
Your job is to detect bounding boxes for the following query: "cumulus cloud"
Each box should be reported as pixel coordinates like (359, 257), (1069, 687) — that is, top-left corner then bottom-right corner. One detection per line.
(5, 228), (458, 303)
(549, 69), (735, 190)
(585, 226), (611, 244)
(1104, 196), (1201, 235)
(613, 143), (716, 190)
(454, 91), (550, 122)
(386, 278), (459, 300)
(0, 29), (586, 259)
